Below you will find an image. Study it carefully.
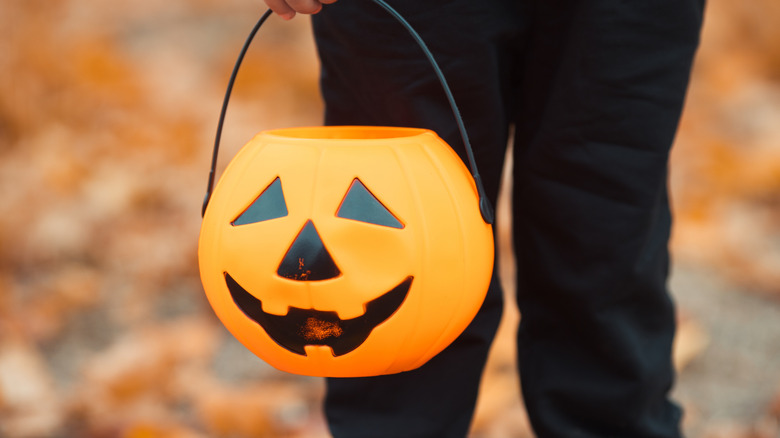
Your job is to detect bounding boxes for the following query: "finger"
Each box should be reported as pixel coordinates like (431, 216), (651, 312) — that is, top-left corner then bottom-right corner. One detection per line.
(264, 0), (297, 20)
(284, 0), (323, 15)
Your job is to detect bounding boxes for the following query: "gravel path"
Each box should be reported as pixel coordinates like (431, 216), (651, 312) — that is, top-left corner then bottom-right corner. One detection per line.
(671, 265), (780, 437)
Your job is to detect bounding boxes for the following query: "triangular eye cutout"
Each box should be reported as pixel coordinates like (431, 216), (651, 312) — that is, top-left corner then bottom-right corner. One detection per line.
(232, 177), (288, 226)
(337, 179), (404, 229)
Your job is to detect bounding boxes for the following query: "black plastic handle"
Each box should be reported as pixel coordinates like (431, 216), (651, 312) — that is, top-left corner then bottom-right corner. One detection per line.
(202, 1), (494, 224)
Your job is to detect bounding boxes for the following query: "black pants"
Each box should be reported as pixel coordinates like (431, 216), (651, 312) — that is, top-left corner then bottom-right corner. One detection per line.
(312, 1), (704, 436)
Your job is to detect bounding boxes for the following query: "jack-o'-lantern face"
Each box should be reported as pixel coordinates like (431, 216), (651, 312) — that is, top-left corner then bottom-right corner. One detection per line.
(225, 177), (413, 357)
(199, 127), (493, 377)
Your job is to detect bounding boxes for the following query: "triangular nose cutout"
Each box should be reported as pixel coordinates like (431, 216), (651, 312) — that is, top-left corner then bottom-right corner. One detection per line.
(277, 220), (341, 281)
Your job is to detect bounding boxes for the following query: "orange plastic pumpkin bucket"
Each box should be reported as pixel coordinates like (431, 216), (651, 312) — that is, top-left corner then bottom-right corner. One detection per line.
(198, 1), (495, 377)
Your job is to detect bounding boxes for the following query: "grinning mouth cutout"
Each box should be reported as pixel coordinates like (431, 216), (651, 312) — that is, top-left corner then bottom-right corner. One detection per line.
(225, 273), (412, 356)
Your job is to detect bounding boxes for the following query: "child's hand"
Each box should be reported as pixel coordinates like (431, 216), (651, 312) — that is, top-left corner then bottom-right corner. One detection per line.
(263, 0), (338, 20)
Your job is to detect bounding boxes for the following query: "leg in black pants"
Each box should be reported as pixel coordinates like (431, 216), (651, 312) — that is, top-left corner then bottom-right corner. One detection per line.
(313, 2), (521, 436)
(511, 2), (704, 436)
(312, 1), (704, 436)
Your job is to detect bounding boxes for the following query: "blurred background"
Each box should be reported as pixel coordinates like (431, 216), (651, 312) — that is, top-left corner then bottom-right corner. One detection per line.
(1, 0), (778, 437)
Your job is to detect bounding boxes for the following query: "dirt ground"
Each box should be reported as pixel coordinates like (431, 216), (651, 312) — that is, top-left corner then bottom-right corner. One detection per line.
(671, 265), (780, 438)
(1, 1), (779, 437)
